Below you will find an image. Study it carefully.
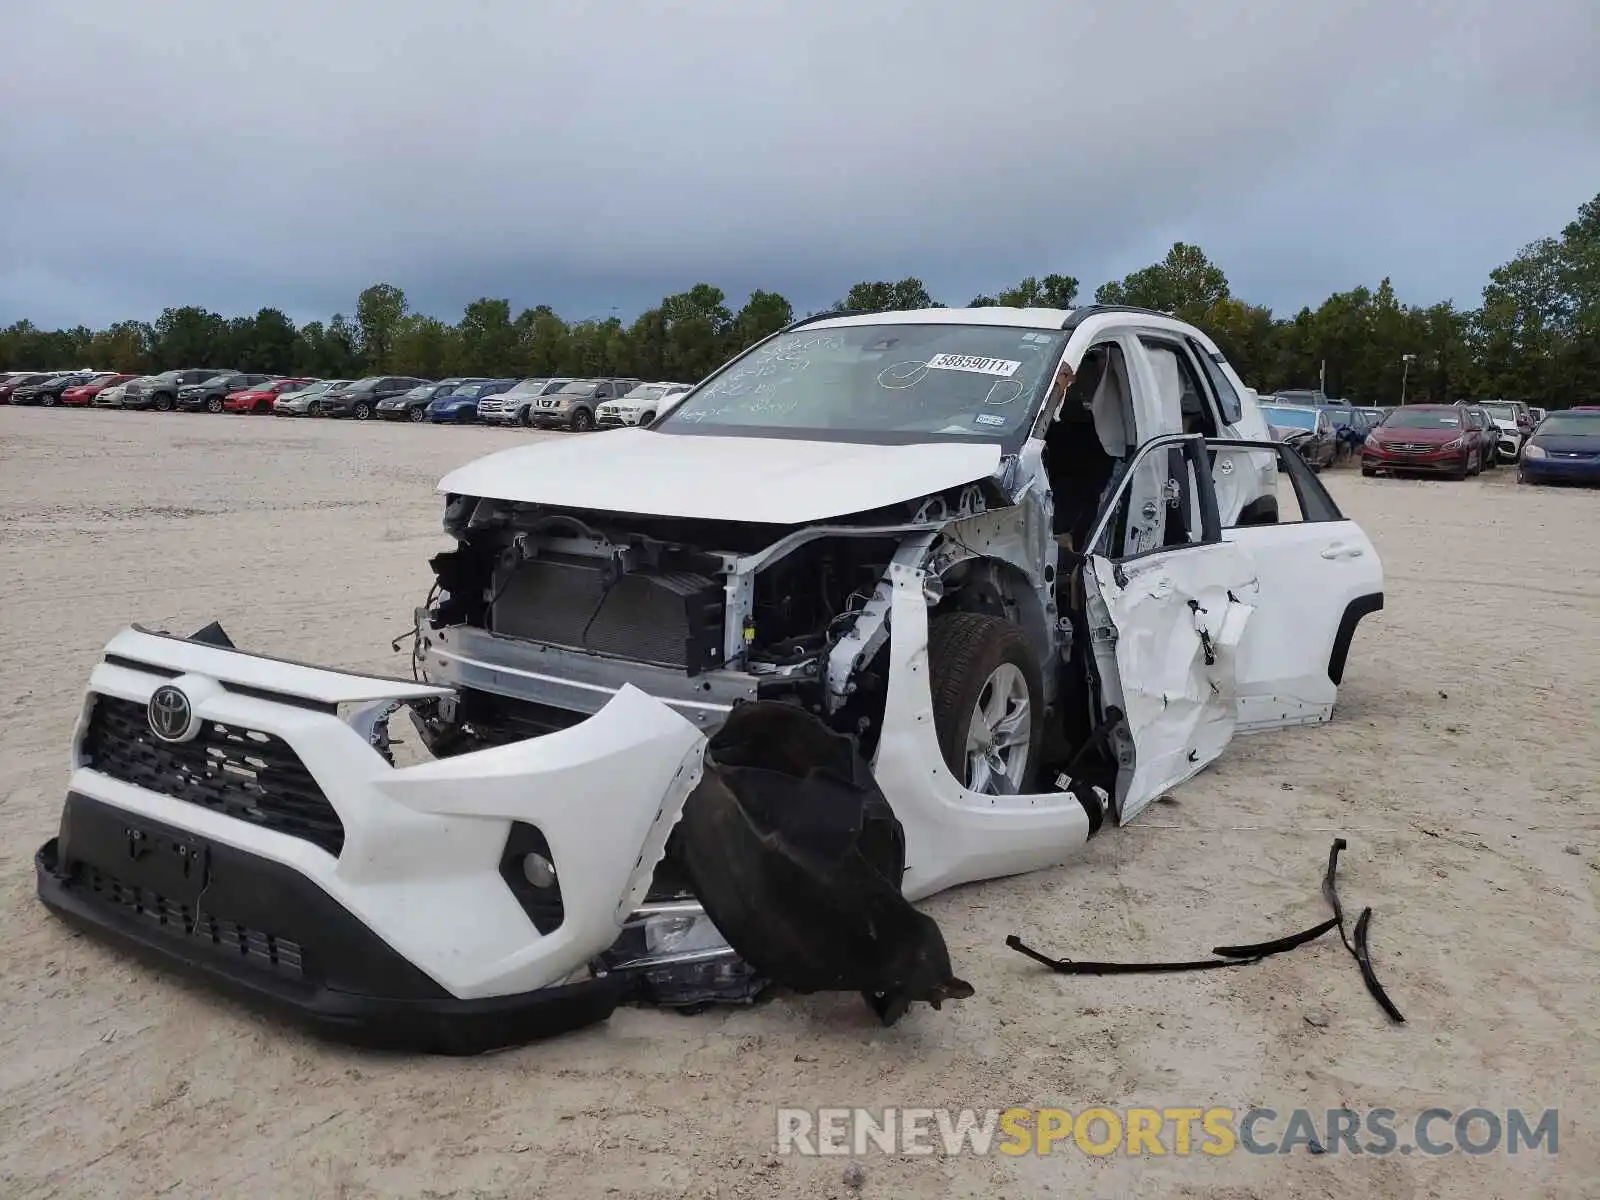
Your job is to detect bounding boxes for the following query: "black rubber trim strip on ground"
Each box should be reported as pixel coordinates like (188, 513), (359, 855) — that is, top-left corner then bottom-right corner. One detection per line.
(1006, 837), (1404, 1022)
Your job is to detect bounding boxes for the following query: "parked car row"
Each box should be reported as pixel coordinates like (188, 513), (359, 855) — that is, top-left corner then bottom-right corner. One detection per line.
(1255, 393), (1597, 485)
(0, 369), (694, 431)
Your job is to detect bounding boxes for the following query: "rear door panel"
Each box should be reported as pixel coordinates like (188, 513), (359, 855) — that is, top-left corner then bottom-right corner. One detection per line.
(1214, 439), (1384, 730)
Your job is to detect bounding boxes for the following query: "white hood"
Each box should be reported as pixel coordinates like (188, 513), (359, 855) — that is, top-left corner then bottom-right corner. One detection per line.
(437, 428), (1004, 524)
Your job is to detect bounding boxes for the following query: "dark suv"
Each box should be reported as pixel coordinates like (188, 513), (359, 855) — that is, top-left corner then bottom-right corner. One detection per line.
(527, 378), (642, 431)
(123, 369), (238, 411)
(177, 372), (276, 412)
(315, 376), (431, 420)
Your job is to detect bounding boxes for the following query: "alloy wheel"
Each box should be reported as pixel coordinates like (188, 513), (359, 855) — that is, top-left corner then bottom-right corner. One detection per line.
(964, 663), (1032, 795)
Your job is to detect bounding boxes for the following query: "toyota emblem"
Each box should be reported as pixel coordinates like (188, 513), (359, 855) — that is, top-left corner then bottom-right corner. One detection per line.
(147, 685), (196, 742)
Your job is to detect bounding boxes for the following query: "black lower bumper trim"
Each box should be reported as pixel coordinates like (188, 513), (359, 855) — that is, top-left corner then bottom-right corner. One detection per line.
(36, 794), (625, 1055)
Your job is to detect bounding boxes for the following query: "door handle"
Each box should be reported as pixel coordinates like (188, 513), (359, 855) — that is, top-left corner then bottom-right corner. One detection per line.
(1320, 543), (1365, 560)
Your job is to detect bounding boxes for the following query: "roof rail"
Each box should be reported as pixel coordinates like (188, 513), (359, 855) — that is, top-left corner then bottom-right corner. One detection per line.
(785, 308), (865, 330)
(1060, 303), (1178, 330)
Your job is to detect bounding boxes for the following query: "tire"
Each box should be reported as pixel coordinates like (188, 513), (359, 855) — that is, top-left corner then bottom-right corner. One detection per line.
(354, 401), (371, 421)
(926, 612), (1044, 796)
(408, 406), (425, 422)
(309, 401), (322, 417)
(515, 405), (532, 427)
(570, 407), (594, 433)
(1361, 465), (1376, 478)
(1468, 449), (1482, 477)
(1451, 452), (1469, 481)
(206, 397), (223, 413)
(43, 394), (57, 407)
(638, 411), (656, 428)
(154, 394), (174, 412)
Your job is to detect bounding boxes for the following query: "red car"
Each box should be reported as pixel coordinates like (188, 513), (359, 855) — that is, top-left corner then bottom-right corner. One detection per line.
(222, 378), (312, 413)
(1361, 403), (1482, 479)
(60, 373), (134, 406)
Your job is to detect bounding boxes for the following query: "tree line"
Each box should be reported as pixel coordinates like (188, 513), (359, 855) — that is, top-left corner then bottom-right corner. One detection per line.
(4, 192), (1595, 409)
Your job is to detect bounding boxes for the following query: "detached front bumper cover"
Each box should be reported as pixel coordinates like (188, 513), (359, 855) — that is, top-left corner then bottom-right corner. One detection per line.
(37, 623), (976, 1051)
(36, 621), (707, 1053)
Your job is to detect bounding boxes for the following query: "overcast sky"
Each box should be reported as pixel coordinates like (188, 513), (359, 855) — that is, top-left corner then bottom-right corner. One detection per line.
(2, 0), (1596, 330)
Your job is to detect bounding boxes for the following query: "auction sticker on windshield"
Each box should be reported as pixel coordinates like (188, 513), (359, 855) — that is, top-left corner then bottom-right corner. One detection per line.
(927, 353), (1021, 377)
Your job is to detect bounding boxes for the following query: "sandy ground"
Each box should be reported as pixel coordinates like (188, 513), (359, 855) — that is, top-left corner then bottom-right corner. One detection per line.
(0, 407), (1595, 1199)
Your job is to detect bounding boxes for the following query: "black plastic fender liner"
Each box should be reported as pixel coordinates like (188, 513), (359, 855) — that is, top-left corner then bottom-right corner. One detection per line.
(672, 701), (974, 1026)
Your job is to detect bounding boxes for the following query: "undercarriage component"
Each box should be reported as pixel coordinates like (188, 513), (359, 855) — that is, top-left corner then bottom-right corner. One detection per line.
(673, 701), (973, 1025)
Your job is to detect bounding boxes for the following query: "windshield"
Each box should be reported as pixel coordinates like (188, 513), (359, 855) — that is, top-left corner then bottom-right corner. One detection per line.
(1324, 409), (1353, 427)
(345, 377), (381, 392)
(659, 322), (1068, 443)
(1262, 406), (1317, 430)
(1482, 403), (1517, 420)
(557, 380), (598, 396)
(622, 383), (672, 401)
(403, 385), (436, 400)
(507, 378), (550, 394)
(1536, 413), (1600, 437)
(1385, 408), (1460, 429)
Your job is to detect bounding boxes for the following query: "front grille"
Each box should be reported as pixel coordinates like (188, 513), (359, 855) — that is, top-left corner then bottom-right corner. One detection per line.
(81, 694), (345, 855)
(1387, 442), (1440, 453)
(80, 862), (305, 977)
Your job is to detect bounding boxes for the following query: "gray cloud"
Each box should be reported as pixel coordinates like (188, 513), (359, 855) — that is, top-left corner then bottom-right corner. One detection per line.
(2, 0), (1596, 328)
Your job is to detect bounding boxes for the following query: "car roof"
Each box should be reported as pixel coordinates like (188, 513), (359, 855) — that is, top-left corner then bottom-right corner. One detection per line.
(804, 305), (1071, 331)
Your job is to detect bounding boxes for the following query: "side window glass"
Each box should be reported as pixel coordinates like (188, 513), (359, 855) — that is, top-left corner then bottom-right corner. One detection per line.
(1193, 345), (1245, 425)
(1220, 442), (1344, 528)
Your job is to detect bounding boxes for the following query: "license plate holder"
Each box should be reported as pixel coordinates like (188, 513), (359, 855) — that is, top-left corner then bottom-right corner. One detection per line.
(125, 825), (212, 906)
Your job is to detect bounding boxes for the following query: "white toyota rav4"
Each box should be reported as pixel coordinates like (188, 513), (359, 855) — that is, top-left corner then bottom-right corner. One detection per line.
(36, 305), (1383, 1053)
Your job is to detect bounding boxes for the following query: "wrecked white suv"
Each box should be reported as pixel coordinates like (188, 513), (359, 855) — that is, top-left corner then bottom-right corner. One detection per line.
(35, 305), (1383, 1054)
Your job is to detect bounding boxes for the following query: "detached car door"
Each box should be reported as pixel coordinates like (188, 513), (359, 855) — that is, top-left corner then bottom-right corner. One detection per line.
(1214, 438), (1384, 730)
(1082, 434), (1258, 823)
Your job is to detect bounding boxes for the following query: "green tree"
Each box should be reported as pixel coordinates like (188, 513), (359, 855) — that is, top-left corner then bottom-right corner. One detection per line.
(730, 289), (794, 353)
(974, 274), (1080, 309)
(389, 314), (461, 379)
(512, 304), (569, 376)
(458, 298), (517, 375)
(1096, 243), (1229, 323)
(153, 306), (228, 368)
(356, 283), (409, 372)
(86, 321), (155, 374)
(837, 278), (940, 312)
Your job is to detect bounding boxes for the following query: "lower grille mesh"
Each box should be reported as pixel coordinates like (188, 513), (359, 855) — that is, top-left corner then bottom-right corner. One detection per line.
(82, 863), (305, 977)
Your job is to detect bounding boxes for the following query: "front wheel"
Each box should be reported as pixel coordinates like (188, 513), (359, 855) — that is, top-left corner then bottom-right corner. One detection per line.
(927, 613), (1044, 796)
(43, 394), (57, 407)
(154, 394), (174, 412)
(518, 405), (534, 427)
(408, 406), (425, 422)
(570, 407), (594, 433)
(354, 401), (371, 421)
(206, 397), (223, 413)
(638, 411), (656, 427)
(1361, 464), (1376, 478)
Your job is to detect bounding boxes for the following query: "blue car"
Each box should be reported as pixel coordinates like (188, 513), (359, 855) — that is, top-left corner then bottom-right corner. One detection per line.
(1319, 404), (1370, 459)
(426, 378), (518, 423)
(1518, 410), (1600, 486)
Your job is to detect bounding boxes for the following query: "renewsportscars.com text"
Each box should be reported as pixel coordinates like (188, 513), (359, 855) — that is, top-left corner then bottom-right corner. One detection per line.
(776, 1106), (1559, 1157)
